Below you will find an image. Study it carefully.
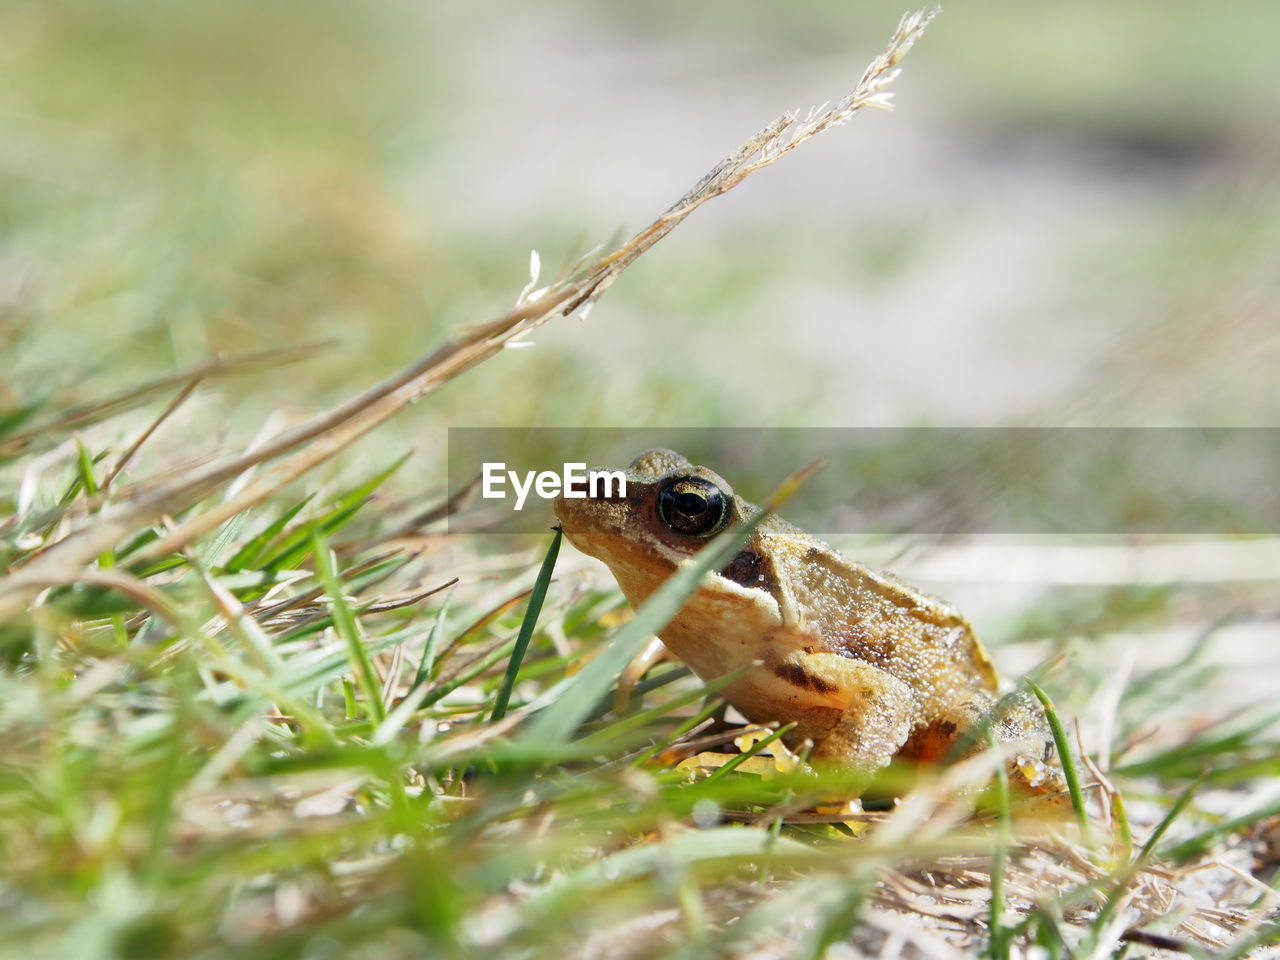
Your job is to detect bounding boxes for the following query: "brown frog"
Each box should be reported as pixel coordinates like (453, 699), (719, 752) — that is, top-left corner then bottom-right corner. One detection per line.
(554, 449), (1068, 807)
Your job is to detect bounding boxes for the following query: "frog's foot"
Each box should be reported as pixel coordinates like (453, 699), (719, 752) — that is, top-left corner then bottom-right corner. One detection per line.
(1001, 750), (1074, 820)
(991, 691), (1075, 813)
(913, 692), (1075, 817)
(613, 636), (672, 713)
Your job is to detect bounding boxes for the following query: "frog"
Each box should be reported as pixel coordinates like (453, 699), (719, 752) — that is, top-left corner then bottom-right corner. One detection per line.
(553, 448), (1068, 809)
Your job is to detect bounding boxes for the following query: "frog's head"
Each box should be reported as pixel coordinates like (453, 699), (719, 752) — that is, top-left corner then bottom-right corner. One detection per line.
(553, 449), (750, 603)
(555, 449), (795, 682)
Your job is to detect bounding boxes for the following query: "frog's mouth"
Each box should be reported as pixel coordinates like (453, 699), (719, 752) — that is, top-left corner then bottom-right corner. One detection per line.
(556, 522), (683, 589)
(562, 521), (788, 619)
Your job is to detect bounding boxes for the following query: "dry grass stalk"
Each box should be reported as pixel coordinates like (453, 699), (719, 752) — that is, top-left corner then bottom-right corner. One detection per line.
(0, 342), (327, 459)
(0, 9), (940, 623)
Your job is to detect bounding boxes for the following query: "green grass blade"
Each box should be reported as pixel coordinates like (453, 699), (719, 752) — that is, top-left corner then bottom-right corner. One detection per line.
(803, 884), (870, 960)
(372, 674), (433, 747)
(277, 629), (417, 700)
(248, 457), (409, 572)
(703, 722), (796, 784)
(224, 494), (314, 571)
(490, 528), (561, 722)
(1026, 679), (1090, 837)
(190, 555), (286, 674)
(628, 693), (731, 769)
(582, 669), (740, 753)
(1138, 773), (1204, 863)
(578, 663), (693, 725)
(0, 400), (43, 440)
(313, 528), (385, 724)
(410, 587), (453, 692)
(259, 498), (370, 571)
(199, 510), (251, 568)
(74, 436), (101, 498)
(986, 728), (1011, 960)
(56, 444), (109, 506)
(1163, 790), (1280, 863)
(1113, 711), (1280, 780)
(421, 637), (519, 709)
(1112, 790), (1133, 863)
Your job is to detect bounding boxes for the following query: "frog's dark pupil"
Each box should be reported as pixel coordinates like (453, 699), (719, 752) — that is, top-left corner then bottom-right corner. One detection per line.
(673, 492), (706, 514)
(657, 477), (729, 538)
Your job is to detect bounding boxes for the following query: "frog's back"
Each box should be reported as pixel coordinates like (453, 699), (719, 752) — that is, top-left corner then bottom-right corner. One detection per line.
(767, 531), (1000, 708)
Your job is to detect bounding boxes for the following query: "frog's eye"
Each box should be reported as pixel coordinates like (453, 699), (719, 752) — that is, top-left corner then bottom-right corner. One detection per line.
(656, 477), (730, 538)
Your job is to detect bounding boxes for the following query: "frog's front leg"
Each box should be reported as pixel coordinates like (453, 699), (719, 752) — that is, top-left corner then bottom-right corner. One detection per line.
(613, 636), (672, 713)
(768, 652), (917, 770)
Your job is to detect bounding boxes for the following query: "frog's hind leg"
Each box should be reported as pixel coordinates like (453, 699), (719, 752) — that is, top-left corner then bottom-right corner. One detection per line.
(902, 695), (993, 764)
(776, 654), (917, 771)
(907, 691), (1071, 811)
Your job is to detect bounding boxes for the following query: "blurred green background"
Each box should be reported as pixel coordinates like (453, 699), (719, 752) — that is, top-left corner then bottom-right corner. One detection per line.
(3, 0), (1278, 478)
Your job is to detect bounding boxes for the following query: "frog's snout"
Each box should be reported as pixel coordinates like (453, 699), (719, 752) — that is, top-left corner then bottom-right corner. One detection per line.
(552, 477), (617, 537)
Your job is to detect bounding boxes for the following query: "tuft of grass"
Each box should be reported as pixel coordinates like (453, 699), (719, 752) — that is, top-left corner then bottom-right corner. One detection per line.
(0, 438), (1275, 957)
